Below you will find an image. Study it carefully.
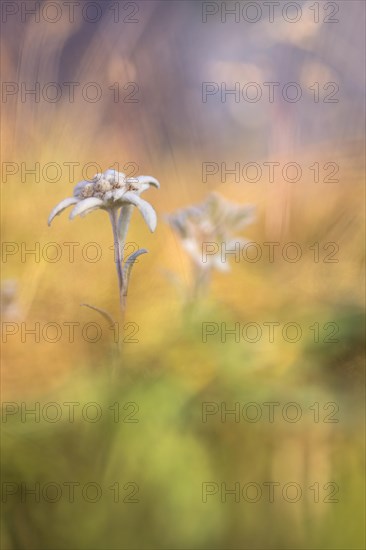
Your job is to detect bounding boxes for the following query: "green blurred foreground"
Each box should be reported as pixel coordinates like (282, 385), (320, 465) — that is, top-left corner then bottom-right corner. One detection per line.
(1, 304), (364, 550)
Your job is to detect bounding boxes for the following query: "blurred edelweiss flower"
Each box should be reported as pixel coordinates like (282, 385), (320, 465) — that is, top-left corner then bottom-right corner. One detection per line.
(48, 169), (160, 232)
(168, 192), (255, 272)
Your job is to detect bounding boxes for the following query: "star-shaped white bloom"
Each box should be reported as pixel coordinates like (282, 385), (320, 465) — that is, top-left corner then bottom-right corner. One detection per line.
(168, 192), (255, 271)
(48, 169), (160, 232)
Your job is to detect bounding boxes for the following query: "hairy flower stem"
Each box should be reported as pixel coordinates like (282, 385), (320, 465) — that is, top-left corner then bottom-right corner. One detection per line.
(108, 209), (127, 379)
(183, 265), (211, 320)
(192, 265), (211, 301)
(109, 209), (126, 318)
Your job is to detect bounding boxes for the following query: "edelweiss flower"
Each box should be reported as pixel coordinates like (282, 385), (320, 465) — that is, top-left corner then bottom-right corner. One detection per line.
(48, 168), (160, 315)
(48, 169), (160, 232)
(168, 192), (255, 271)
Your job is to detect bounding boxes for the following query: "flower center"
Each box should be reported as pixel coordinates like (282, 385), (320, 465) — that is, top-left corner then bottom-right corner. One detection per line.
(80, 175), (132, 200)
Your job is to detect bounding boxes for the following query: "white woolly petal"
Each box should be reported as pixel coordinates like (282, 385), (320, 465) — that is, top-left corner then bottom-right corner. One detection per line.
(182, 238), (199, 257)
(135, 175), (160, 191)
(120, 191), (157, 232)
(118, 204), (133, 243)
(48, 197), (78, 226)
(69, 197), (105, 219)
(113, 188), (128, 201)
(182, 239), (208, 267)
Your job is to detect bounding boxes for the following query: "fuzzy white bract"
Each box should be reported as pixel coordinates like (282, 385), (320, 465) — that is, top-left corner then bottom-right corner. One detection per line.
(168, 192), (255, 272)
(48, 169), (159, 232)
